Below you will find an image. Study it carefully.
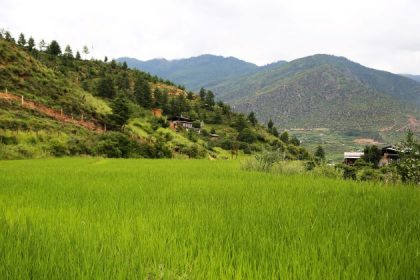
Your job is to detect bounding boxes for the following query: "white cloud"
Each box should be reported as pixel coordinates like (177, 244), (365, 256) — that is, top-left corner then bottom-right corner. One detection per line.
(1, 0), (420, 74)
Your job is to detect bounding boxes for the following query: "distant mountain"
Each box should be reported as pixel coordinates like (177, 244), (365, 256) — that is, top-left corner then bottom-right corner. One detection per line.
(214, 55), (420, 131)
(401, 74), (420, 83)
(118, 55), (268, 90)
(119, 53), (420, 131)
(215, 55), (420, 105)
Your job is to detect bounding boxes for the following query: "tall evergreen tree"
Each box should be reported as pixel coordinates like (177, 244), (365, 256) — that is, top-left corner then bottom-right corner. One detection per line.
(187, 91), (194, 100)
(75, 51), (81, 60)
(27, 37), (35, 51)
(153, 88), (164, 108)
(135, 77), (152, 108)
(110, 95), (130, 130)
(38, 39), (46, 51)
(362, 145), (382, 167)
(290, 136), (300, 146)
(267, 119), (274, 130)
(280, 131), (289, 143)
(199, 87), (206, 100)
(205, 91), (215, 107)
(82, 45), (89, 57)
(17, 33), (26, 46)
(47, 40), (61, 56)
(97, 76), (116, 98)
(247, 112), (258, 126)
(64, 45), (73, 58)
(315, 145), (326, 163)
(4, 31), (15, 43)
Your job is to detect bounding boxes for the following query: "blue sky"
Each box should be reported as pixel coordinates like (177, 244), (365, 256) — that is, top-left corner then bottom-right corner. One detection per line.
(1, 0), (420, 74)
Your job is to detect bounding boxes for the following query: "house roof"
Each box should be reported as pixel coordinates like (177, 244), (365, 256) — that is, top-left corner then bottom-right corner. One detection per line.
(344, 152), (364, 159)
(167, 116), (193, 122)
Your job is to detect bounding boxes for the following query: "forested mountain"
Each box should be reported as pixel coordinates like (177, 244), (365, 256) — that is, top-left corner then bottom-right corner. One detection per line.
(211, 55), (420, 131)
(118, 55), (265, 90)
(0, 33), (308, 160)
(120, 53), (420, 132)
(234, 64), (419, 130)
(401, 74), (420, 83)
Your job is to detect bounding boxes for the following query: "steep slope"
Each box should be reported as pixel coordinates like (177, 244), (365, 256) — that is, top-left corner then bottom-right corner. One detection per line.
(235, 64), (420, 131)
(118, 54), (261, 90)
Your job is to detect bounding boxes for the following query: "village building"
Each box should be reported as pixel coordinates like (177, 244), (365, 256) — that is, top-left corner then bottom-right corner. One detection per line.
(378, 146), (400, 167)
(167, 115), (193, 130)
(343, 152), (364, 165)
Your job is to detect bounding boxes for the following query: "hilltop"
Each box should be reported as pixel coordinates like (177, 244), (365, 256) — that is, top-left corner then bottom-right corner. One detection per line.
(0, 34), (307, 160)
(118, 55), (273, 90)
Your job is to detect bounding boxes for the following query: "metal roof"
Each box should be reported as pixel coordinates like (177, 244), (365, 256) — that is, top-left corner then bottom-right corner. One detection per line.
(344, 152), (364, 159)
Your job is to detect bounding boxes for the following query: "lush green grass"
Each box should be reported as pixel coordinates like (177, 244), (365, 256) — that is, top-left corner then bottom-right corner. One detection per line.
(0, 158), (419, 279)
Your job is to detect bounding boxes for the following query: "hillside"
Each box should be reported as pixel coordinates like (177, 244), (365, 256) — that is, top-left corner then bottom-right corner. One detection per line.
(118, 55), (264, 90)
(0, 35), (307, 160)
(401, 74), (420, 83)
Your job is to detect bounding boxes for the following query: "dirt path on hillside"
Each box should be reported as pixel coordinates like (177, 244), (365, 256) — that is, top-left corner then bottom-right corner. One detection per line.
(0, 92), (104, 132)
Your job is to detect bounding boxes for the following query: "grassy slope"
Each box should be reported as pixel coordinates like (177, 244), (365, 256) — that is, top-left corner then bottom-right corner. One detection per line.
(0, 158), (419, 279)
(1, 38), (286, 159)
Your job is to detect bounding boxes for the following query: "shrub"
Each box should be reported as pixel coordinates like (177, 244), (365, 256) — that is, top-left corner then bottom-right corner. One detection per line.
(220, 139), (233, 150)
(237, 128), (257, 143)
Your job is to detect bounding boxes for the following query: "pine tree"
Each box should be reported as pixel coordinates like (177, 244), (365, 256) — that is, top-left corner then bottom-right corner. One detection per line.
(75, 51), (81, 60)
(199, 88), (206, 100)
(97, 76), (115, 98)
(64, 45), (73, 58)
(280, 131), (289, 143)
(153, 88), (163, 108)
(135, 77), (152, 108)
(5, 31), (15, 43)
(247, 112), (258, 126)
(205, 91), (215, 107)
(290, 136), (300, 146)
(187, 91), (194, 100)
(47, 40), (61, 56)
(27, 37), (35, 51)
(267, 119), (274, 130)
(272, 127), (279, 137)
(110, 95), (130, 130)
(82, 45), (89, 57)
(17, 33), (26, 46)
(38, 39), (46, 51)
(315, 145), (326, 163)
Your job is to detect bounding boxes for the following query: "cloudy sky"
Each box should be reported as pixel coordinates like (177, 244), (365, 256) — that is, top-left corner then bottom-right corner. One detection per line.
(1, 0), (420, 74)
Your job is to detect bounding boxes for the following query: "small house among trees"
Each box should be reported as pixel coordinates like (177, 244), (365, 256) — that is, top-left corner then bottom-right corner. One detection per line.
(343, 152), (364, 165)
(168, 115), (193, 130)
(378, 146), (400, 167)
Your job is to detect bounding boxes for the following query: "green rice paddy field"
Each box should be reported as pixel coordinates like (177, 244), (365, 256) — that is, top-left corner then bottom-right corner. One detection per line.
(0, 158), (419, 279)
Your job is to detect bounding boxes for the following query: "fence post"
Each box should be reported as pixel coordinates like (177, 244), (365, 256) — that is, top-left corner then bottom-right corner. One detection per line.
(21, 95), (24, 106)
(60, 108), (63, 116)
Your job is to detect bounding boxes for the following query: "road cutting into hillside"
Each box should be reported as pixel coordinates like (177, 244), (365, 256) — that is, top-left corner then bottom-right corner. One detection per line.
(0, 92), (104, 132)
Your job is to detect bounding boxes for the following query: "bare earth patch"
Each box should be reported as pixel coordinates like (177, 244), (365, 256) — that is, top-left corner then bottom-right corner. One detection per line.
(353, 138), (383, 145)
